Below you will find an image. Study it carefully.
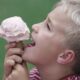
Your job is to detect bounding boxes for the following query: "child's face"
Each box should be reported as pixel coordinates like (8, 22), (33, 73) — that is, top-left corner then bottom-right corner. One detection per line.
(22, 6), (71, 66)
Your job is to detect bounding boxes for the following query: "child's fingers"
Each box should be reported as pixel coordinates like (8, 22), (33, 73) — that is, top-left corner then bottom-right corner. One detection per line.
(5, 42), (17, 49)
(6, 48), (23, 57)
(8, 55), (23, 64)
(4, 59), (15, 66)
(6, 74), (13, 80)
(5, 41), (25, 50)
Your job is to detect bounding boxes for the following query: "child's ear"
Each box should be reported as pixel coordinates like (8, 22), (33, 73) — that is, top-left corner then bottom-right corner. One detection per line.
(57, 50), (75, 64)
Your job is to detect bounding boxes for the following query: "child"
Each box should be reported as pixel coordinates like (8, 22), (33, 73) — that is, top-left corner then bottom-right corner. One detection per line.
(3, 0), (80, 80)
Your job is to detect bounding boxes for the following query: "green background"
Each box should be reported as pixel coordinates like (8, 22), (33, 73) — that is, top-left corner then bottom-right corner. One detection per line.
(0, 0), (59, 79)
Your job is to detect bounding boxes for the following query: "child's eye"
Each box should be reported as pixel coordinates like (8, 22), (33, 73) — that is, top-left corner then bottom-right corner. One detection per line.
(47, 23), (50, 31)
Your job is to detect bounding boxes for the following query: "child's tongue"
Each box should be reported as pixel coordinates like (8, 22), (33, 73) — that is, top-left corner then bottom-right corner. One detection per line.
(27, 42), (35, 47)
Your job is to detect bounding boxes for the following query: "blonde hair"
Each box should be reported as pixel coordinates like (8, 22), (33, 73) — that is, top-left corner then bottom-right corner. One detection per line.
(56, 0), (80, 26)
(56, 0), (80, 74)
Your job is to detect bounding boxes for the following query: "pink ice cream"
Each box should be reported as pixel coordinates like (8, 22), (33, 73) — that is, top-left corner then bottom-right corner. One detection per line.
(0, 16), (30, 42)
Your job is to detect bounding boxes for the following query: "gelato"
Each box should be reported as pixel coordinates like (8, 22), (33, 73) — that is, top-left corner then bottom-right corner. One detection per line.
(0, 16), (30, 42)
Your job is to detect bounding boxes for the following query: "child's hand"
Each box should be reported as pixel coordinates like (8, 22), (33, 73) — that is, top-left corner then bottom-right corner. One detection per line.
(6, 64), (29, 80)
(4, 42), (23, 78)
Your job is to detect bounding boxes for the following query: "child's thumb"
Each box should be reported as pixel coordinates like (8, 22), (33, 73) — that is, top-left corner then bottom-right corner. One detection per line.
(4, 59), (15, 77)
(14, 63), (28, 74)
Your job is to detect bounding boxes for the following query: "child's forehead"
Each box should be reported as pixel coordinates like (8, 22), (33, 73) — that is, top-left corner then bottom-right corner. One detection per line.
(48, 6), (67, 17)
(48, 7), (70, 24)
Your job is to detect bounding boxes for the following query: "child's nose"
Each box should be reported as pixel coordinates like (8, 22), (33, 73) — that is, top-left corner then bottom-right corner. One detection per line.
(32, 24), (40, 33)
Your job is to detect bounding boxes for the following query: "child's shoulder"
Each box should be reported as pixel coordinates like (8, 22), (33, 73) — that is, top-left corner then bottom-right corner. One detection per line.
(29, 67), (41, 80)
(29, 68), (80, 80)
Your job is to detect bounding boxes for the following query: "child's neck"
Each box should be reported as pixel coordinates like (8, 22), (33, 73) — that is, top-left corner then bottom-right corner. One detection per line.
(37, 64), (73, 80)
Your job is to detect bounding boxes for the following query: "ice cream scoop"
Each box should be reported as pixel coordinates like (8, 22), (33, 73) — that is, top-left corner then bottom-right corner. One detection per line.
(0, 16), (30, 49)
(0, 16), (30, 42)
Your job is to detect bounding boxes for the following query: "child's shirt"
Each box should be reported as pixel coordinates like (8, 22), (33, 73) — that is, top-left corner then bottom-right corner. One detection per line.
(29, 68), (41, 80)
(29, 68), (80, 80)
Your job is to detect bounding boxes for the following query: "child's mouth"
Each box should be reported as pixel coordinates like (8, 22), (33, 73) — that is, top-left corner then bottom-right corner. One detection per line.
(26, 34), (36, 47)
(27, 38), (36, 47)
(27, 42), (35, 47)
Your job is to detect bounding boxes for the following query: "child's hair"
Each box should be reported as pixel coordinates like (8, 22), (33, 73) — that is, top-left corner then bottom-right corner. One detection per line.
(55, 0), (80, 74)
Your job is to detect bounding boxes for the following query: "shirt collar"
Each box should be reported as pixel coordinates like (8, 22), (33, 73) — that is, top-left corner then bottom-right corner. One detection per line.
(60, 74), (80, 80)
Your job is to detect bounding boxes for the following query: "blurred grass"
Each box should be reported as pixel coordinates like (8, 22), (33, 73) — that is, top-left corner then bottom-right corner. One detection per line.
(28, 63), (35, 70)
